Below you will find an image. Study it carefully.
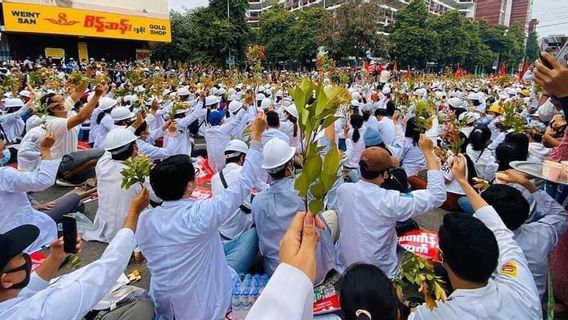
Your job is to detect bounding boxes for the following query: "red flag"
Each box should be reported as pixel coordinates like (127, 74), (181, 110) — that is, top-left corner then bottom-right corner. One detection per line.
(499, 63), (507, 76)
(518, 59), (529, 81)
(406, 65), (411, 80)
(392, 61), (399, 72)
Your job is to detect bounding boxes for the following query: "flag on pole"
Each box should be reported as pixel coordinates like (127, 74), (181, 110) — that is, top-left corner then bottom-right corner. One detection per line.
(499, 63), (507, 76)
(406, 65), (411, 80)
(518, 59), (529, 81)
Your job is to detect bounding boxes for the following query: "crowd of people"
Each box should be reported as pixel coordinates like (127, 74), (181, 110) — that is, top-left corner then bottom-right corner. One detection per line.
(0, 50), (568, 320)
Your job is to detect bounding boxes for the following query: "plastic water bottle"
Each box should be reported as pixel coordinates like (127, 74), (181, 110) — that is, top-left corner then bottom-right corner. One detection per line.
(251, 286), (260, 305)
(232, 290), (243, 320)
(241, 290), (252, 317)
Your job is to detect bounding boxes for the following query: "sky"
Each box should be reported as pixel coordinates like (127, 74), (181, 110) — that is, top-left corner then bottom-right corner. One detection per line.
(168, 0), (568, 36)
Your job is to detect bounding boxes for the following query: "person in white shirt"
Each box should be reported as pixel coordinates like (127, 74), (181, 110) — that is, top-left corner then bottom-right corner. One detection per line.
(17, 125), (46, 172)
(411, 155), (541, 319)
(400, 117), (426, 177)
(481, 171), (568, 301)
(211, 139), (265, 274)
(83, 128), (157, 243)
(134, 120), (178, 161)
(0, 98), (29, 144)
(205, 108), (247, 173)
(0, 189), (154, 320)
(261, 110), (291, 146)
(526, 121), (551, 162)
(0, 133), (58, 253)
(279, 104), (300, 149)
(342, 114), (366, 182)
(375, 107), (396, 146)
(331, 136), (446, 276)
(135, 113), (267, 320)
(91, 97), (118, 149)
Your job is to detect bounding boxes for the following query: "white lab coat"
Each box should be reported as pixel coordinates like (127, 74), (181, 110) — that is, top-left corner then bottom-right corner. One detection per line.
(377, 117), (396, 146)
(261, 127), (291, 146)
(411, 206), (542, 320)
(135, 141), (264, 320)
(83, 152), (155, 243)
(0, 104), (29, 143)
(205, 111), (246, 173)
(400, 137), (426, 177)
(246, 263), (313, 320)
(17, 126), (45, 172)
(0, 228), (136, 320)
(92, 113), (114, 149)
(0, 160), (59, 253)
(330, 171), (446, 276)
(136, 134), (176, 161)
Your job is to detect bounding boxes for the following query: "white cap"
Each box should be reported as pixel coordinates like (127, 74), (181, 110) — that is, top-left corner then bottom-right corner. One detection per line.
(415, 88), (427, 98)
(99, 97), (117, 111)
(458, 111), (480, 124)
(18, 90), (32, 98)
(224, 139), (248, 156)
(111, 106), (135, 122)
(284, 104), (298, 119)
(448, 97), (464, 108)
(104, 128), (137, 151)
(228, 100), (243, 114)
(177, 88), (190, 96)
(260, 98), (272, 110)
(205, 95), (221, 106)
(4, 98), (24, 108)
(262, 138), (296, 170)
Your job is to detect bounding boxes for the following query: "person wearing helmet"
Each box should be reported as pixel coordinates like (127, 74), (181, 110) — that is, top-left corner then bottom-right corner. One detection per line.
(145, 97), (167, 133)
(280, 104), (300, 149)
(251, 137), (337, 284)
(83, 128), (157, 243)
(0, 98), (28, 144)
(134, 113), (267, 320)
(211, 139), (267, 273)
(134, 119), (178, 161)
(91, 97), (118, 149)
(204, 106), (247, 173)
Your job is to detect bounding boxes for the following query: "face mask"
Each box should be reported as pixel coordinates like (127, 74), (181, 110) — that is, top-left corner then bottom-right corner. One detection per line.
(486, 115), (495, 121)
(1, 149), (10, 166)
(3, 253), (31, 290)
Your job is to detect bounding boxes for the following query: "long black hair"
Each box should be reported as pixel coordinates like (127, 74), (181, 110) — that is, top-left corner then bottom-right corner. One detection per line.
(285, 110), (298, 138)
(468, 125), (491, 151)
(350, 114), (364, 143)
(96, 109), (113, 125)
(405, 117), (421, 145)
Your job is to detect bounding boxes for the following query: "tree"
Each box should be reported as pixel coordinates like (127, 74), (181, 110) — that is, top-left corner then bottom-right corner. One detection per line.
(389, 0), (439, 68)
(289, 8), (331, 65)
(503, 22), (526, 67)
(463, 20), (496, 72)
(430, 10), (469, 67)
(525, 31), (539, 62)
(256, 7), (296, 64)
(321, 0), (386, 60)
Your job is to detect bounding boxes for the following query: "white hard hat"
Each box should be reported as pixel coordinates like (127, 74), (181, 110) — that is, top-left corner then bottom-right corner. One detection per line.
(260, 98), (272, 110)
(134, 85), (145, 93)
(434, 91), (445, 100)
(415, 88), (427, 98)
(256, 93), (266, 101)
(205, 95), (221, 106)
(111, 106), (135, 122)
(258, 86), (266, 93)
(228, 100), (243, 114)
(224, 139), (248, 157)
(104, 128), (137, 151)
(99, 97), (117, 111)
(448, 97), (464, 108)
(458, 111), (480, 124)
(361, 103), (374, 112)
(144, 96), (157, 106)
(351, 92), (361, 101)
(467, 92), (479, 101)
(262, 138), (296, 171)
(506, 87), (517, 95)
(4, 98), (24, 108)
(18, 90), (32, 98)
(284, 104), (298, 119)
(350, 100), (361, 108)
(177, 88), (190, 96)
(382, 87), (391, 94)
(217, 88), (226, 96)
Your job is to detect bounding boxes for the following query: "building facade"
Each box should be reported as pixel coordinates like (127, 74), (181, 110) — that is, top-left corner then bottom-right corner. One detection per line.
(474, 0), (533, 30)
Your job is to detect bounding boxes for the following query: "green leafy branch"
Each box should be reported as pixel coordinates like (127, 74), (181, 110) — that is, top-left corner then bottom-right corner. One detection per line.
(291, 78), (350, 215)
(500, 100), (526, 133)
(120, 155), (153, 190)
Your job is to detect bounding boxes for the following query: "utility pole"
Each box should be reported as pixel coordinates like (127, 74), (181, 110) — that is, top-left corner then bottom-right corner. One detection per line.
(227, 0), (230, 18)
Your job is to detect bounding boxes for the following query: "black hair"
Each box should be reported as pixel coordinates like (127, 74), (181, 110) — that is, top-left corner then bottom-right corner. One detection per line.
(96, 109), (113, 125)
(362, 110), (372, 122)
(386, 101), (395, 117)
(340, 264), (398, 320)
(350, 114), (364, 143)
(110, 141), (135, 161)
(285, 111), (298, 138)
(375, 108), (388, 117)
(150, 155), (195, 201)
(268, 160), (293, 180)
(224, 151), (245, 164)
(405, 117), (421, 145)
(438, 213), (499, 284)
(495, 142), (525, 171)
(468, 125), (491, 151)
(481, 184), (529, 231)
(504, 132), (529, 161)
(134, 121), (147, 137)
(41, 93), (57, 116)
(266, 111), (280, 128)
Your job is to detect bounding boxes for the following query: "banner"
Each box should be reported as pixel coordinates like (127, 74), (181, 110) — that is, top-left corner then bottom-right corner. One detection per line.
(3, 2), (171, 42)
(397, 228), (440, 262)
(44, 47), (65, 59)
(77, 41), (88, 62)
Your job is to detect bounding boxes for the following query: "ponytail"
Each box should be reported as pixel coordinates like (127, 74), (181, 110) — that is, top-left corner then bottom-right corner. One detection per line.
(96, 109), (111, 125)
(350, 114), (364, 143)
(288, 113), (298, 138)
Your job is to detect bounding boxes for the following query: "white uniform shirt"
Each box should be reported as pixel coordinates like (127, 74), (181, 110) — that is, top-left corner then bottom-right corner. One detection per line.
(92, 113), (114, 149)
(261, 127), (291, 146)
(17, 126), (45, 172)
(45, 116), (78, 160)
(135, 142), (263, 320)
(465, 145), (498, 181)
(331, 171), (446, 276)
(0, 105), (28, 143)
(172, 111), (197, 156)
(377, 117), (396, 146)
(513, 190), (568, 299)
(344, 128), (365, 168)
(528, 142), (551, 163)
(0, 160), (59, 253)
(411, 206), (541, 320)
(0, 228), (136, 320)
(82, 152), (154, 243)
(205, 111), (245, 173)
(279, 120), (300, 149)
(211, 162), (254, 240)
(145, 109), (167, 133)
(136, 135), (176, 161)
(401, 137), (426, 177)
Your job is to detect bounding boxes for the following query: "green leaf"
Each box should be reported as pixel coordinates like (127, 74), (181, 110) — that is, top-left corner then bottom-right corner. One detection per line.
(310, 183), (326, 199)
(304, 153), (322, 183)
(320, 172), (337, 191)
(320, 115), (340, 131)
(323, 146), (341, 175)
(308, 199), (324, 215)
(294, 173), (310, 198)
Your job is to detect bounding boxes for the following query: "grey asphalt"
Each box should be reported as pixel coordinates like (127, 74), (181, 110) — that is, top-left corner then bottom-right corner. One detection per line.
(36, 181), (446, 291)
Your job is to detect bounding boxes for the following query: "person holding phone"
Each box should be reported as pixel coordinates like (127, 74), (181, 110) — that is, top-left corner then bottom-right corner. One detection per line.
(0, 189), (154, 320)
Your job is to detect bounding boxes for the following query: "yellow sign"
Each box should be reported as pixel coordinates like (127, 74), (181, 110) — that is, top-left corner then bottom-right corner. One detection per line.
(77, 42), (89, 62)
(3, 2), (171, 43)
(44, 47), (65, 59)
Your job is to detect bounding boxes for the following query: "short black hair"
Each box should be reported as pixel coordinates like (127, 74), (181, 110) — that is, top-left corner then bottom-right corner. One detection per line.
(134, 121), (147, 137)
(150, 155), (195, 201)
(340, 264), (398, 320)
(375, 108), (388, 117)
(504, 132), (529, 161)
(110, 142), (135, 161)
(481, 185), (529, 230)
(495, 142), (525, 171)
(438, 213), (499, 284)
(385, 101), (395, 116)
(224, 151), (245, 164)
(266, 111), (280, 128)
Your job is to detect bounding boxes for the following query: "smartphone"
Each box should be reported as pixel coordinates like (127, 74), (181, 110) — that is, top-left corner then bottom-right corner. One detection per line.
(61, 215), (78, 254)
(541, 36), (568, 68)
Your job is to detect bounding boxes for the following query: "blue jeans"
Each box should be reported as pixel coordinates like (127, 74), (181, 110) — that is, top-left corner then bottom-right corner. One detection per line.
(224, 227), (259, 274)
(457, 196), (475, 215)
(546, 182), (568, 205)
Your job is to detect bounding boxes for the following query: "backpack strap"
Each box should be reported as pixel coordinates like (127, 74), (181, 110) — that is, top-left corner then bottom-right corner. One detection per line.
(219, 170), (251, 214)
